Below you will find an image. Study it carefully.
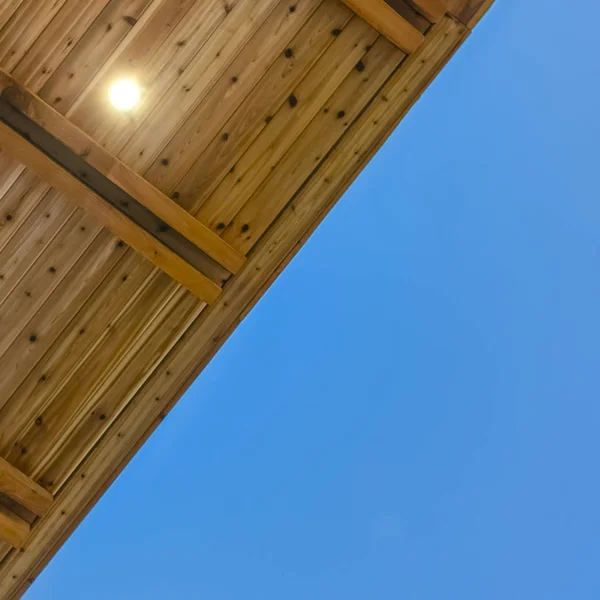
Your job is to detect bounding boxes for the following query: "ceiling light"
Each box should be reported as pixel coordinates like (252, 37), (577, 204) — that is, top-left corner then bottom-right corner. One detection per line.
(109, 79), (141, 111)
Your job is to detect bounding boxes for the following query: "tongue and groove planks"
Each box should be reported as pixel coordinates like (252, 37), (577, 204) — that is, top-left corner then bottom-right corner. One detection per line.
(0, 0), (491, 594)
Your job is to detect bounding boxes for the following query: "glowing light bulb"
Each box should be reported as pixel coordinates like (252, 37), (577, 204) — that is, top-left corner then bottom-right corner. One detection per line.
(109, 79), (141, 111)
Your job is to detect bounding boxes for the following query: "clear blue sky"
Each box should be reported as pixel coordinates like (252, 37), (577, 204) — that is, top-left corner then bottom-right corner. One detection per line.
(27, 1), (600, 598)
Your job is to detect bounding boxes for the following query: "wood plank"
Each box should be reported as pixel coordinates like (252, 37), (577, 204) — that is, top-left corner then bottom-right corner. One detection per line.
(0, 505), (29, 549)
(402, 0), (446, 22)
(340, 0), (424, 53)
(0, 71), (246, 273)
(0, 458), (52, 517)
(0, 122), (221, 303)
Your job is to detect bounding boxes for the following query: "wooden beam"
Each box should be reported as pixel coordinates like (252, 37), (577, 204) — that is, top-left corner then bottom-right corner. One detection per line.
(108, 162), (244, 274)
(0, 70), (245, 275)
(0, 458), (52, 518)
(0, 120), (222, 304)
(0, 506), (29, 549)
(403, 0), (447, 22)
(340, 0), (424, 53)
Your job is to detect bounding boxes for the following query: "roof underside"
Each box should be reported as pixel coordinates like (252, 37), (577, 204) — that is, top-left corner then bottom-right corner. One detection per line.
(0, 0), (492, 595)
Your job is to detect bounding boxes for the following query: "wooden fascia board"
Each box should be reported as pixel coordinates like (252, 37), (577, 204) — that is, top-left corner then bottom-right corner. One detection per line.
(340, 0), (425, 53)
(0, 70), (245, 276)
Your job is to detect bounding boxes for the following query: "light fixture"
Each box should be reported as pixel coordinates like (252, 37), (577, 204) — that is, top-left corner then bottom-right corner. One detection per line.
(109, 79), (141, 111)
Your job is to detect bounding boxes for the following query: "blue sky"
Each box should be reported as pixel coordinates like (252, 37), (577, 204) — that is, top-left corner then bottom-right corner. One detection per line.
(27, 1), (600, 598)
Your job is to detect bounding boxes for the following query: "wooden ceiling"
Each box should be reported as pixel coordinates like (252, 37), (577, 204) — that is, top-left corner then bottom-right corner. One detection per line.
(0, 0), (494, 595)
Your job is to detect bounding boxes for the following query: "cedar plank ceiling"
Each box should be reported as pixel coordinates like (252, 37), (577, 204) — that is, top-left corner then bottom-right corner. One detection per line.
(0, 0), (494, 595)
